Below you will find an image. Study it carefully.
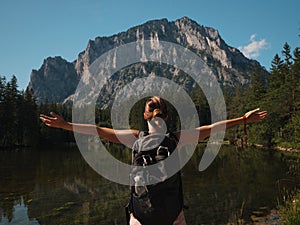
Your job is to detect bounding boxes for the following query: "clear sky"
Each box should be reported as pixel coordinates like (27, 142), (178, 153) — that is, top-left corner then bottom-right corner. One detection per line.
(0, 0), (299, 90)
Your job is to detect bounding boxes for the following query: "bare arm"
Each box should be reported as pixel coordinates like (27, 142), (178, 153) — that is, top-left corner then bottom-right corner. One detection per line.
(176, 108), (267, 145)
(40, 112), (139, 146)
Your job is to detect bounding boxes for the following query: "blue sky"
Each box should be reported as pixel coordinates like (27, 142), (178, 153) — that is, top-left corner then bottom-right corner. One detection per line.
(0, 0), (299, 90)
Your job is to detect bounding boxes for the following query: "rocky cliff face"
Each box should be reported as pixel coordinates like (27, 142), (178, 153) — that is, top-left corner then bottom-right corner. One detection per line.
(28, 56), (79, 103)
(28, 16), (268, 107)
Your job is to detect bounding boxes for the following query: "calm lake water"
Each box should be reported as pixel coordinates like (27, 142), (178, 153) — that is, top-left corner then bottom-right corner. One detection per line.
(0, 144), (299, 225)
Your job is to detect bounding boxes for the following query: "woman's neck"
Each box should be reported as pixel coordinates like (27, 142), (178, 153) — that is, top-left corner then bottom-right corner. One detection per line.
(147, 117), (167, 134)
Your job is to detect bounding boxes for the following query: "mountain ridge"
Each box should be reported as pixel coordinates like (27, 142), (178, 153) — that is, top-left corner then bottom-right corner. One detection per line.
(28, 16), (268, 106)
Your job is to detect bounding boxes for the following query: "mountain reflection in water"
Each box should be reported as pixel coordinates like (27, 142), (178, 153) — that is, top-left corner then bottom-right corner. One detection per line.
(0, 145), (299, 225)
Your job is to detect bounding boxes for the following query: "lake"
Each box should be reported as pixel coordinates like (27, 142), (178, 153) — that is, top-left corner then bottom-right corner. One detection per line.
(0, 144), (299, 225)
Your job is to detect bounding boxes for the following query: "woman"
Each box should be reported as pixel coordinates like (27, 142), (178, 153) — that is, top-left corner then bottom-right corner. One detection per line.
(40, 96), (267, 225)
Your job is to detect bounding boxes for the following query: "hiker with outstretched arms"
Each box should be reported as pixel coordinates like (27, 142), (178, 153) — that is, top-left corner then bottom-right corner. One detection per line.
(40, 96), (267, 225)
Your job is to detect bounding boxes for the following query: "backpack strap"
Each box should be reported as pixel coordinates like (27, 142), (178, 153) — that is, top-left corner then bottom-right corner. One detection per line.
(166, 129), (187, 210)
(167, 129), (179, 143)
(138, 130), (149, 138)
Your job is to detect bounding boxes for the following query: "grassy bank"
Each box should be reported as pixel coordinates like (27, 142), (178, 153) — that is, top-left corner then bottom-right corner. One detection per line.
(277, 149), (300, 225)
(279, 191), (300, 225)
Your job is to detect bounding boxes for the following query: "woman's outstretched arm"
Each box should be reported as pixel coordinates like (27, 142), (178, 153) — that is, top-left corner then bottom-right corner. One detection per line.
(176, 108), (267, 145)
(40, 112), (139, 146)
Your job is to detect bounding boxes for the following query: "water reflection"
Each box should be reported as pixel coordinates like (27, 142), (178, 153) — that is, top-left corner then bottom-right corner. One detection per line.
(1, 198), (39, 225)
(182, 147), (295, 224)
(0, 145), (299, 224)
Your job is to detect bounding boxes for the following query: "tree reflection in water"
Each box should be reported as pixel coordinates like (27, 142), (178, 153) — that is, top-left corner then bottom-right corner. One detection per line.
(0, 145), (299, 225)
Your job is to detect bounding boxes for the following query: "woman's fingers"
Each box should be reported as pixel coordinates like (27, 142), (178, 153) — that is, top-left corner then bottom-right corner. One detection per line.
(40, 115), (53, 126)
(40, 114), (53, 120)
(258, 111), (268, 120)
(40, 112), (64, 128)
(50, 112), (60, 118)
(246, 109), (267, 122)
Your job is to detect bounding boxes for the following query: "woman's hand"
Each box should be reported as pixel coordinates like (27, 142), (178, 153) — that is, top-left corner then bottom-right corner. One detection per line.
(40, 112), (68, 129)
(243, 108), (267, 123)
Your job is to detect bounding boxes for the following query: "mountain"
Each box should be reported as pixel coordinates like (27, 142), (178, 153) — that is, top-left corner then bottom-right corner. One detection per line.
(28, 56), (79, 103)
(28, 16), (268, 107)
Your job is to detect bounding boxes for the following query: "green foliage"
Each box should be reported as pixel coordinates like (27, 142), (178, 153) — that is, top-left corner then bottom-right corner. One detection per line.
(38, 101), (77, 146)
(0, 76), (40, 147)
(225, 42), (300, 148)
(279, 191), (300, 225)
(281, 111), (300, 149)
(0, 76), (74, 148)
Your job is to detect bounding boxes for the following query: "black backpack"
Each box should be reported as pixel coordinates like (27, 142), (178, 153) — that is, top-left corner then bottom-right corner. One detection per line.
(128, 131), (184, 225)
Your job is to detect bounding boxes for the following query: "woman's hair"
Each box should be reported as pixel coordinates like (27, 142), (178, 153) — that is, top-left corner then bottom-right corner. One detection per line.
(144, 96), (168, 120)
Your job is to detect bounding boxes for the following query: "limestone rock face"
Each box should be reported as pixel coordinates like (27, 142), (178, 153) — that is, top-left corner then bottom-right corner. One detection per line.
(28, 56), (79, 103)
(28, 17), (268, 107)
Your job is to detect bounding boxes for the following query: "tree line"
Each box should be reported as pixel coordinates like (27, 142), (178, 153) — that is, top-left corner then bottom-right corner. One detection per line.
(0, 42), (299, 149)
(0, 76), (73, 148)
(0, 76), (39, 148)
(225, 42), (300, 149)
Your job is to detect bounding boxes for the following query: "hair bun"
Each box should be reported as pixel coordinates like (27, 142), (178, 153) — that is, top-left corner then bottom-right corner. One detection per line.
(152, 108), (162, 118)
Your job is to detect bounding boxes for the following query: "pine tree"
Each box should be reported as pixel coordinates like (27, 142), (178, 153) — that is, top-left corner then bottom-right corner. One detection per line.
(281, 47), (300, 147)
(269, 54), (284, 89)
(246, 65), (266, 107)
(292, 47), (300, 111)
(282, 42), (293, 67)
(2, 76), (19, 146)
(0, 77), (6, 145)
(223, 85), (246, 144)
(22, 88), (39, 146)
(281, 43), (296, 115)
